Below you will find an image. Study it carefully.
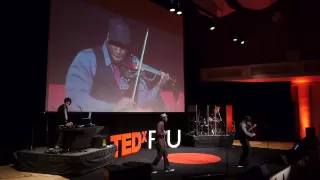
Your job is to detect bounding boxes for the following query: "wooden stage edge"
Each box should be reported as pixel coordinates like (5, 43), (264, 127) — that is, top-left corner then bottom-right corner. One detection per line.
(0, 165), (68, 180)
(233, 140), (295, 150)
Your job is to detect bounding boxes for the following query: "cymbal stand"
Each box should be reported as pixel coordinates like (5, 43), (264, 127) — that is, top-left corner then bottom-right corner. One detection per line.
(212, 111), (218, 135)
(195, 105), (199, 136)
(217, 110), (226, 135)
(207, 105), (209, 135)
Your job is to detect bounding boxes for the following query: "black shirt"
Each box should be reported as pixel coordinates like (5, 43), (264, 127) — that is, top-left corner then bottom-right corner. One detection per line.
(57, 104), (68, 125)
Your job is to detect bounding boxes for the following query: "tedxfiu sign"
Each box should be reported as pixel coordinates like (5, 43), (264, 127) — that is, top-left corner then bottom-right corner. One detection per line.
(110, 130), (181, 157)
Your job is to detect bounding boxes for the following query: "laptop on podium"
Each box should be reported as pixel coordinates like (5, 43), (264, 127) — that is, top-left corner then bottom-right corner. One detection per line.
(78, 112), (93, 126)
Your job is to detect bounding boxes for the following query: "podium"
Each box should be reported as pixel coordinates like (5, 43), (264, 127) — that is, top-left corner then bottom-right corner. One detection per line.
(60, 126), (104, 150)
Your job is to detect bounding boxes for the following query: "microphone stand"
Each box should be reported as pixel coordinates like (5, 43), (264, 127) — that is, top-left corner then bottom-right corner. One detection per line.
(265, 124), (269, 149)
(77, 105), (84, 125)
(225, 143), (229, 174)
(78, 105), (83, 117)
(29, 114), (37, 151)
(29, 127), (35, 151)
(45, 112), (49, 146)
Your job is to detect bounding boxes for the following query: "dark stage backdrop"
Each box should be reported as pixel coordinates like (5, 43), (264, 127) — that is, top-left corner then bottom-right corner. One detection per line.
(191, 82), (295, 142)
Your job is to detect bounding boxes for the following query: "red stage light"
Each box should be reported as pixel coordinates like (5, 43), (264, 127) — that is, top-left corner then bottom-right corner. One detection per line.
(166, 153), (221, 164)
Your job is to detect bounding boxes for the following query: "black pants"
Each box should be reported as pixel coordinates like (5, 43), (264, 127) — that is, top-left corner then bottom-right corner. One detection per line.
(238, 139), (251, 166)
(152, 144), (170, 169)
(55, 131), (64, 148)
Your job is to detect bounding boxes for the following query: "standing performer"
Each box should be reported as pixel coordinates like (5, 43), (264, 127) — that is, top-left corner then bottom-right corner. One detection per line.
(237, 116), (256, 168)
(151, 113), (174, 173)
(55, 97), (73, 149)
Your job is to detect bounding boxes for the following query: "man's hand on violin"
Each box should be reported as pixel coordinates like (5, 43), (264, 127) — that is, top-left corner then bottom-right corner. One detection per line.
(157, 72), (170, 90)
(114, 97), (137, 112)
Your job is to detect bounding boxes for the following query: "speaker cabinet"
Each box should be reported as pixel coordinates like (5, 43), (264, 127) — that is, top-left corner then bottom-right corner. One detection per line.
(104, 162), (152, 180)
(237, 164), (269, 180)
(104, 165), (132, 180)
(123, 161), (152, 180)
(237, 164), (287, 180)
(269, 155), (288, 165)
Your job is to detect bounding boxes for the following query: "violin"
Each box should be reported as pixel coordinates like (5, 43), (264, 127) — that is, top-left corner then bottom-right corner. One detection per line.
(120, 55), (176, 85)
(248, 123), (257, 140)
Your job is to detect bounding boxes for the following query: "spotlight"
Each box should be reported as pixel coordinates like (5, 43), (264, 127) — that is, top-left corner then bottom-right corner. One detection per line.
(241, 40), (245, 44)
(170, 0), (176, 12)
(210, 26), (215, 30)
(176, 2), (182, 15)
(233, 38), (238, 42)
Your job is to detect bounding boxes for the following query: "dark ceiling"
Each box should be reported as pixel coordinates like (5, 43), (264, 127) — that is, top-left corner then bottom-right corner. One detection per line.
(151, 0), (320, 68)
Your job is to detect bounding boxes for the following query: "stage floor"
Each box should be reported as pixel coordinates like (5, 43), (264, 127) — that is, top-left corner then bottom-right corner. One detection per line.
(115, 145), (287, 179)
(2, 141), (293, 180)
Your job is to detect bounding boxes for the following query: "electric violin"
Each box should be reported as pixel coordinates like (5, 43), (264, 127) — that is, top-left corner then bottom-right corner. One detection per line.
(119, 55), (176, 85)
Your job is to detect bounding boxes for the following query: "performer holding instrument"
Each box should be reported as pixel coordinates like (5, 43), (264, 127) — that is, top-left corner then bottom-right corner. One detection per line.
(237, 116), (257, 168)
(66, 17), (175, 112)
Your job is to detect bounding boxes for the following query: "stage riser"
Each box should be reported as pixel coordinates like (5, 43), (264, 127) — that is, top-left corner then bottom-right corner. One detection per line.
(182, 134), (234, 148)
(15, 146), (116, 175)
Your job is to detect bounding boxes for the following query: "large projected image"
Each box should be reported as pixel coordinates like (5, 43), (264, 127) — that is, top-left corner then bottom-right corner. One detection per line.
(46, 0), (184, 112)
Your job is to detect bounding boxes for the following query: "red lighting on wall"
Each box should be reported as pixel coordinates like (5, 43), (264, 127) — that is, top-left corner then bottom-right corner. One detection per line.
(226, 105), (233, 132)
(231, 76), (317, 139)
(296, 83), (311, 139)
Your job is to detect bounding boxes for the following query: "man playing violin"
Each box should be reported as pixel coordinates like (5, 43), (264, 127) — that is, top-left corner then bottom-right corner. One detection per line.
(65, 17), (170, 112)
(237, 116), (257, 168)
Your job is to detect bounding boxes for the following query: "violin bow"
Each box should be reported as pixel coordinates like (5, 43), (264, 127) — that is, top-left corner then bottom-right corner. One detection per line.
(131, 28), (149, 101)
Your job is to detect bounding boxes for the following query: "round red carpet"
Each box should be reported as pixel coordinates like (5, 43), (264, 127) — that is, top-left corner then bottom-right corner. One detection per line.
(166, 153), (221, 164)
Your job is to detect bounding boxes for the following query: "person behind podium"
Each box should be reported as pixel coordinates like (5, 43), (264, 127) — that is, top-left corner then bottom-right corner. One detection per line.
(55, 97), (73, 149)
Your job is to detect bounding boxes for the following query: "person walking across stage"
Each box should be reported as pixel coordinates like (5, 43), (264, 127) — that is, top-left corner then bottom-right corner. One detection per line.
(237, 116), (256, 168)
(151, 113), (174, 173)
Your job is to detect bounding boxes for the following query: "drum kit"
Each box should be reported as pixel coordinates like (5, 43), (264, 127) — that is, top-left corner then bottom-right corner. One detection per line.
(189, 106), (226, 135)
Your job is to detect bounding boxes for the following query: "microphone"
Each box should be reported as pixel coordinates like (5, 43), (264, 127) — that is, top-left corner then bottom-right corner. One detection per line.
(77, 105), (83, 112)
